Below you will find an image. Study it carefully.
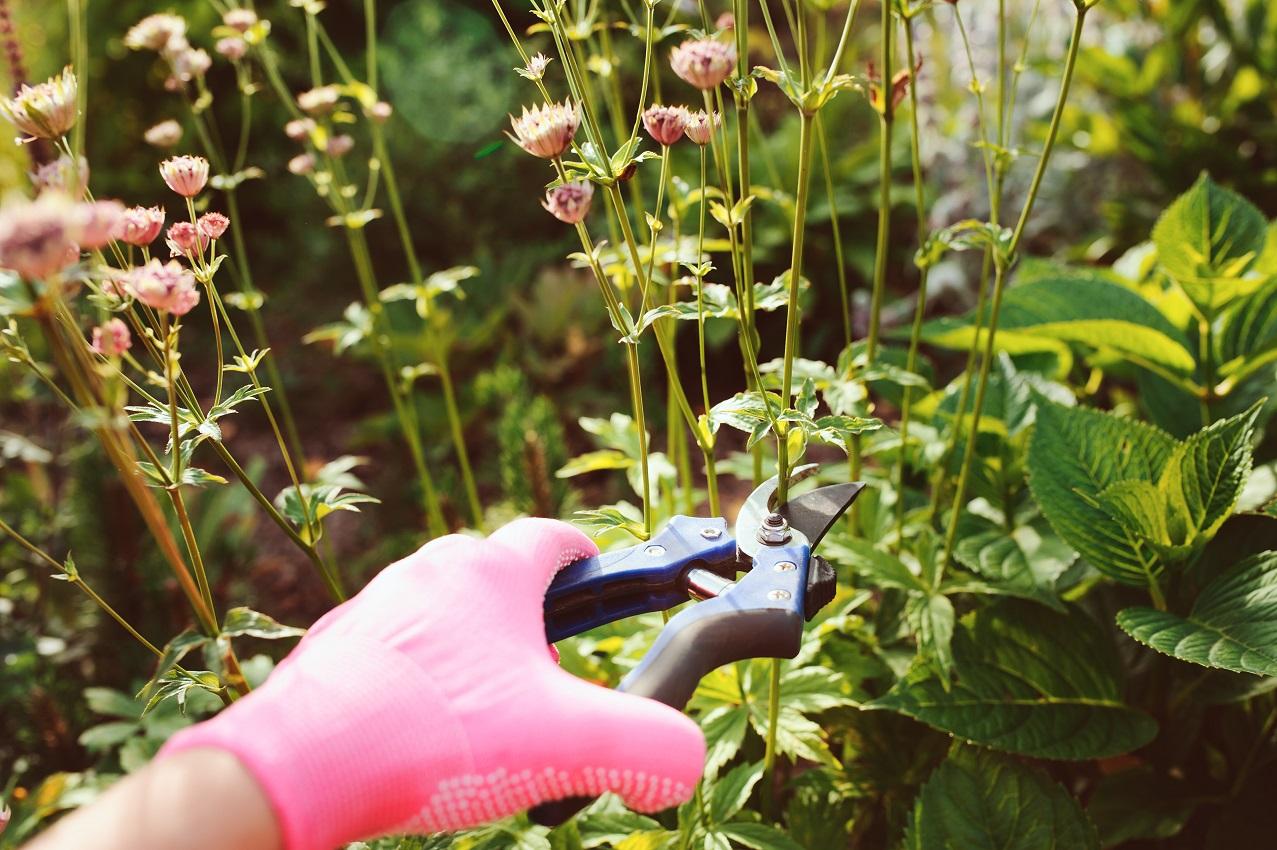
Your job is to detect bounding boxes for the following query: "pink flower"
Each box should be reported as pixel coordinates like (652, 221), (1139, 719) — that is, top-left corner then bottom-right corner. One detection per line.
(366, 101), (393, 124)
(91, 318), (132, 356)
(297, 85), (341, 115)
(169, 47), (211, 82)
(0, 66), (78, 140)
(144, 120), (183, 148)
(0, 193), (79, 280)
(715, 12), (735, 30)
(198, 212), (230, 240)
(287, 153), (316, 175)
(508, 100), (580, 159)
(31, 154), (89, 198)
(166, 221), (207, 257)
(519, 53), (553, 82)
(160, 155), (210, 197)
(125, 14), (187, 52)
(670, 38), (736, 90)
(126, 259), (200, 315)
(76, 200), (125, 250)
(542, 181), (594, 224)
(285, 118), (315, 140)
(642, 104), (688, 146)
(683, 109), (720, 146)
(115, 206), (166, 246)
(326, 134), (354, 157)
(223, 8), (258, 32)
(216, 37), (247, 61)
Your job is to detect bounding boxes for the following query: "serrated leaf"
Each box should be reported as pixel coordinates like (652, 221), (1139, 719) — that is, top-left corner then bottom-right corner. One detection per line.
(717, 823), (806, 850)
(221, 607), (306, 640)
(699, 705), (748, 780)
(1027, 398), (1177, 586)
(1159, 401), (1261, 539)
(953, 512), (1074, 608)
(907, 592), (955, 678)
(708, 761), (764, 822)
(1117, 550), (1277, 677)
(140, 630), (209, 700)
(823, 536), (930, 593)
(871, 601), (1158, 760)
(905, 746), (1099, 849)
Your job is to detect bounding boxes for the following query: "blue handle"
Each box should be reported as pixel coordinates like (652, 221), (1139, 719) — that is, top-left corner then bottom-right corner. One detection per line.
(543, 515), (737, 642)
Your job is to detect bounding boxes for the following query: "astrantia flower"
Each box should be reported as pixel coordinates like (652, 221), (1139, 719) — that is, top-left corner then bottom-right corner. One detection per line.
(297, 85), (341, 115)
(160, 155), (210, 197)
(144, 119), (183, 148)
(643, 104), (688, 146)
(216, 37), (247, 61)
(32, 155), (88, 198)
(715, 11), (735, 30)
(0, 193), (78, 279)
(223, 8), (258, 32)
(670, 38), (736, 90)
(0, 66), (78, 141)
(683, 109), (720, 146)
(366, 101), (393, 124)
(326, 134), (354, 157)
(170, 47), (211, 83)
(518, 53), (553, 82)
(508, 100), (580, 159)
(285, 118), (315, 141)
(91, 318), (132, 357)
(166, 221), (207, 257)
(76, 200), (125, 250)
(542, 181), (594, 224)
(287, 153), (316, 175)
(197, 212), (230, 240)
(127, 259), (200, 315)
(125, 14), (187, 52)
(115, 206), (166, 247)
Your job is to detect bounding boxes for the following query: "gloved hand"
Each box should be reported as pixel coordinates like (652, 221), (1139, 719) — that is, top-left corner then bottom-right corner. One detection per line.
(161, 519), (706, 850)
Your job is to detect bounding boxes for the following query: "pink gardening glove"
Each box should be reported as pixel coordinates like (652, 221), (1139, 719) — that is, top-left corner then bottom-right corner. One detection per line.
(161, 519), (706, 850)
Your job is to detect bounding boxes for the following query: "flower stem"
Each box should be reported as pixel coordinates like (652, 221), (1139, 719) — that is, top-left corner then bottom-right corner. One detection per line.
(864, 0), (894, 366)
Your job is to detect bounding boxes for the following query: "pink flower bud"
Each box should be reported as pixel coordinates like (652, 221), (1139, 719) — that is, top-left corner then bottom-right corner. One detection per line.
(542, 180), (594, 224)
(127, 258), (200, 315)
(366, 101), (393, 123)
(77, 200), (125, 250)
(683, 109), (721, 146)
(171, 47), (211, 82)
(166, 221), (208, 257)
(508, 100), (580, 159)
(223, 8), (258, 32)
(32, 154), (89, 198)
(198, 212), (230, 240)
(715, 11), (735, 30)
(0, 192), (79, 280)
(159, 155), (210, 197)
(643, 104), (688, 146)
(91, 318), (132, 356)
(287, 153), (316, 176)
(670, 38), (736, 90)
(285, 118), (315, 141)
(297, 85), (341, 115)
(144, 119), (183, 148)
(216, 37), (247, 61)
(326, 134), (354, 157)
(115, 206), (166, 246)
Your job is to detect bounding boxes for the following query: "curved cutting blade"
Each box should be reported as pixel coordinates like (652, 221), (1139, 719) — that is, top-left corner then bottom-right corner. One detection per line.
(735, 465), (866, 559)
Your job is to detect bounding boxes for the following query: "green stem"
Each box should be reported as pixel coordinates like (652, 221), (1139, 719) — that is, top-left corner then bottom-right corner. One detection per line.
(865, 0), (894, 365)
(762, 657), (782, 812)
(816, 114), (852, 349)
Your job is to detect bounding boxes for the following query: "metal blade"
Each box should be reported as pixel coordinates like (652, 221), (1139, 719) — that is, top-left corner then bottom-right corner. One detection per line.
(735, 464), (865, 558)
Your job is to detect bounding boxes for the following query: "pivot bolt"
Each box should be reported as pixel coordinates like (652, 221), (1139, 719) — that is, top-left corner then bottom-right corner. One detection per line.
(700, 527), (722, 540)
(767, 589), (792, 601)
(756, 512), (791, 546)
(645, 544), (667, 557)
(774, 561), (797, 572)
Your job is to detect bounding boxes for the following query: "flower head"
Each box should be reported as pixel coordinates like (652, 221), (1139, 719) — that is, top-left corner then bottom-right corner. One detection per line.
(542, 180), (594, 224)
(0, 66), (78, 140)
(366, 101), (393, 124)
(144, 119), (183, 148)
(115, 206), (166, 247)
(670, 38), (736, 90)
(326, 134), (355, 157)
(216, 37), (248, 61)
(508, 100), (580, 159)
(160, 155), (210, 197)
(125, 14), (187, 52)
(223, 8), (258, 32)
(715, 12), (735, 30)
(297, 85), (341, 115)
(198, 212), (230, 240)
(32, 155), (89, 198)
(287, 153), (317, 176)
(169, 47), (211, 83)
(76, 200), (125, 250)
(285, 118), (315, 141)
(642, 104), (688, 146)
(518, 53), (553, 82)
(91, 318), (132, 357)
(683, 109), (721, 146)
(0, 193), (78, 279)
(166, 221), (208, 257)
(126, 259), (200, 315)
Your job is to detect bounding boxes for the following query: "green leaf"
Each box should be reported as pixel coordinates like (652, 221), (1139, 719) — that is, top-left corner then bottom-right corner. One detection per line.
(556, 449), (632, 478)
(84, 687), (141, 719)
(699, 705), (748, 780)
(708, 761), (764, 822)
(576, 812), (663, 849)
(953, 512), (1074, 610)
(1152, 172), (1269, 311)
(1027, 398), (1177, 586)
(717, 823), (806, 850)
(1086, 767), (1194, 847)
(78, 721), (138, 752)
(822, 536), (930, 593)
(1117, 550), (1277, 677)
(1159, 401), (1262, 539)
(221, 607), (306, 640)
(907, 593), (955, 678)
(905, 746), (1098, 849)
(871, 601), (1158, 760)
(140, 630), (209, 700)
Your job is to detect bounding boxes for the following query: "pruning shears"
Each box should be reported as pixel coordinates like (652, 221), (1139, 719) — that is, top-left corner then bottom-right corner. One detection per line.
(533, 464), (865, 826)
